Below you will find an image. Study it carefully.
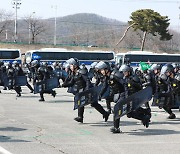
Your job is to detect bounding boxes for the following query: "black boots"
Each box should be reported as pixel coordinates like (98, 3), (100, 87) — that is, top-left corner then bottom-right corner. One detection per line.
(142, 115), (151, 128)
(168, 113), (176, 119)
(103, 112), (110, 122)
(39, 98), (45, 101)
(110, 117), (121, 133)
(110, 127), (121, 133)
(51, 90), (56, 97)
(74, 107), (84, 123)
(74, 117), (83, 123)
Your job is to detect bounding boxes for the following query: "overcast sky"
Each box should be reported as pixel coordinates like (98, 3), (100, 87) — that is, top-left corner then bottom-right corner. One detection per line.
(1, 0), (180, 30)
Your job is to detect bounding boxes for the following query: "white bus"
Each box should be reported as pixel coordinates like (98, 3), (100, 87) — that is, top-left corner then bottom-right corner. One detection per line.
(0, 49), (21, 64)
(115, 51), (180, 67)
(25, 48), (115, 66)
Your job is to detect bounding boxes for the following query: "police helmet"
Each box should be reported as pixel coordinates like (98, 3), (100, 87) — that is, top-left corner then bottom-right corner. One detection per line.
(12, 61), (19, 67)
(12, 61), (18, 64)
(110, 69), (123, 80)
(32, 60), (38, 67)
(58, 62), (62, 67)
(150, 64), (161, 71)
(81, 63), (85, 66)
(95, 61), (110, 70)
(41, 62), (48, 66)
(160, 64), (174, 75)
(175, 74), (180, 81)
(4, 62), (10, 67)
(119, 64), (131, 72)
(52, 62), (58, 67)
(90, 62), (98, 69)
(66, 58), (79, 66)
(172, 63), (178, 69)
(63, 62), (70, 69)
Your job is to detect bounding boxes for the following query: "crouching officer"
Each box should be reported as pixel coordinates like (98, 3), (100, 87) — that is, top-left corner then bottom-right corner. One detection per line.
(121, 65), (151, 129)
(108, 69), (125, 133)
(154, 64), (176, 119)
(95, 61), (113, 114)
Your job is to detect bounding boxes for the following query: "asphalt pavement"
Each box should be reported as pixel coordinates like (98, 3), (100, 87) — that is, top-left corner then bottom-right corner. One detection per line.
(0, 86), (180, 154)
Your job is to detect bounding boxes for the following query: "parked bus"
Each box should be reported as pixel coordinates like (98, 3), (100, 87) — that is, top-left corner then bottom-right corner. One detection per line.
(115, 51), (180, 67)
(0, 49), (21, 64)
(25, 48), (115, 66)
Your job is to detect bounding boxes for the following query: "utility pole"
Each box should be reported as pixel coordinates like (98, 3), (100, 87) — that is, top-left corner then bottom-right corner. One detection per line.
(5, 29), (8, 41)
(12, 0), (21, 42)
(52, 5), (57, 46)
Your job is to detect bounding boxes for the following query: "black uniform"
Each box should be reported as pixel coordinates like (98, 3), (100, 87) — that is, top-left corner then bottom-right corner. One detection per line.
(35, 65), (56, 101)
(124, 74), (151, 128)
(109, 69), (125, 133)
(62, 66), (109, 123)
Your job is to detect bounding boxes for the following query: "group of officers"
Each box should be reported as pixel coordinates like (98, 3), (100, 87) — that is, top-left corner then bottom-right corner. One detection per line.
(0, 58), (180, 133)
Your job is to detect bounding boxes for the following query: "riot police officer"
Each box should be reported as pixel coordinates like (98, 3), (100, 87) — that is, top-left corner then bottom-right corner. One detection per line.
(62, 58), (109, 123)
(95, 61), (113, 114)
(34, 62), (56, 101)
(6, 62), (16, 93)
(154, 64), (176, 119)
(141, 68), (155, 118)
(108, 69), (125, 133)
(120, 64), (151, 128)
(88, 62), (98, 81)
(13, 61), (34, 96)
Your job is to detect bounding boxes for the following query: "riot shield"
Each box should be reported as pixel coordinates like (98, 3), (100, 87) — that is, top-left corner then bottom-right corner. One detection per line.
(45, 77), (59, 90)
(34, 81), (45, 94)
(34, 77), (59, 94)
(67, 86), (78, 95)
(74, 84), (111, 110)
(0, 73), (9, 87)
(55, 70), (68, 79)
(101, 85), (110, 99)
(114, 86), (153, 120)
(15, 76), (28, 86)
(172, 95), (180, 109)
(74, 86), (101, 110)
(152, 94), (180, 109)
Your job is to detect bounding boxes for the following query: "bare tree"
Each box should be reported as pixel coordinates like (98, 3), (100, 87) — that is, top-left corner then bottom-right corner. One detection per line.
(24, 15), (47, 44)
(0, 9), (13, 41)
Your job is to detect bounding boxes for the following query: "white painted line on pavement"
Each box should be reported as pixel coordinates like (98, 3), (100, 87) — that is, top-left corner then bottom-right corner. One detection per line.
(0, 146), (13, 154)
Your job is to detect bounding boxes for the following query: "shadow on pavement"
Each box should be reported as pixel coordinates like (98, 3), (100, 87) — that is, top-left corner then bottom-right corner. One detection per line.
(0, 127), (27, 132)
(151, 119), (180, 125)
(127, 128), (180, 136)
(45, 100), (73, 103)
(20, 95), (40, 98)
(0, 135), (30, 142)
(87, 120), (138, 127)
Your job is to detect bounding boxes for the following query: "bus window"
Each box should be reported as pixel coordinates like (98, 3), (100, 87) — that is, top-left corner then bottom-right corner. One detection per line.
(126, 55), (142, 62)
(0, 51), (19, 59)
